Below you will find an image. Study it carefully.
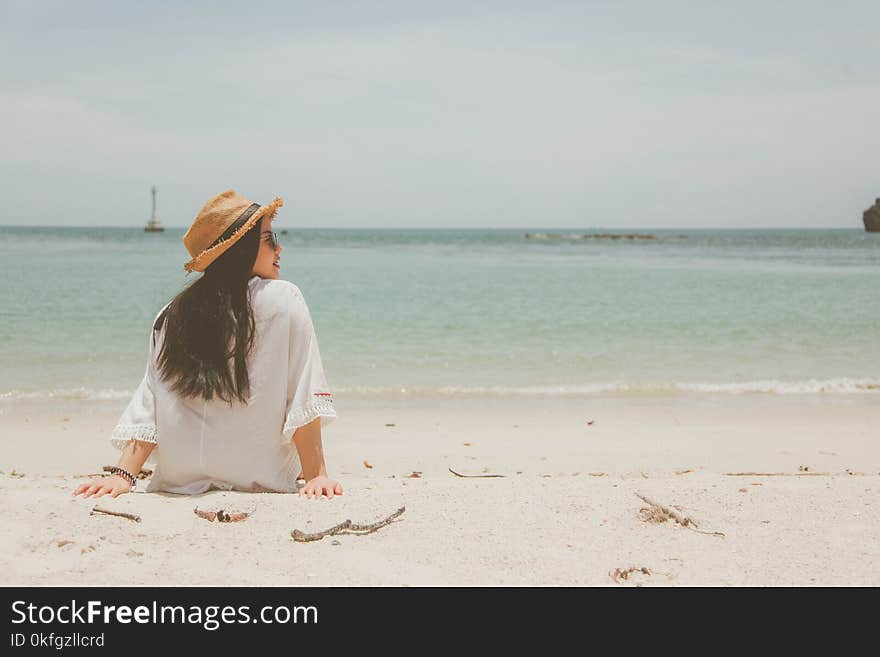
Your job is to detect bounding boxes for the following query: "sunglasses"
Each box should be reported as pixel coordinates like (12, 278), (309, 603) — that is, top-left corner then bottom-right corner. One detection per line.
(262, 231), (279, 249)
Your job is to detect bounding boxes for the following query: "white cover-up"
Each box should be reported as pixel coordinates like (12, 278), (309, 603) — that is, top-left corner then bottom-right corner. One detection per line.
(110, 276), (336, 494)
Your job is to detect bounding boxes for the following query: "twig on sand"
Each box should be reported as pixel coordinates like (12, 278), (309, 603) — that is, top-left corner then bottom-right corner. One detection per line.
(610, 566), (651, 584)
(347, 506), (406, 533)
(292, 520), (352, 542)
(723, 471), (831, 477)
(291, 507), (406, 543)
(90, 506), (141, 523)
(448, 467), (506, 478)
(194, 508), (217, 522)
(193, 508), (251, 523)
(636, 493), (724, 538)
(217, 510), (249, 522)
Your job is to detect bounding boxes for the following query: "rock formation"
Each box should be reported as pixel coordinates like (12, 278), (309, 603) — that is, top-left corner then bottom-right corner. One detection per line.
(864, 198), (880, 232)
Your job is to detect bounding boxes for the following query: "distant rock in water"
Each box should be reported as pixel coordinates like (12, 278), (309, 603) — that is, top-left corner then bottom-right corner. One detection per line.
(524, 232), (657, 241)
(864, 198), (880, 232)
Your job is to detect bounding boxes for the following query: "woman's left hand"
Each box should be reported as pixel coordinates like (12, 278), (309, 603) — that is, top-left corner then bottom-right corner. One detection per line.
(72, 474), (131, 499)
(300, 476), (343, 499)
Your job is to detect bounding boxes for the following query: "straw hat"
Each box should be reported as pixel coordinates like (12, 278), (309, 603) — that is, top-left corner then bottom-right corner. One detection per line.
(182, 189), (284, 272)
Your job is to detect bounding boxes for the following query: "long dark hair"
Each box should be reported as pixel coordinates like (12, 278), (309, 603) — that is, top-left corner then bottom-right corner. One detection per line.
(156, 222), (261, 405)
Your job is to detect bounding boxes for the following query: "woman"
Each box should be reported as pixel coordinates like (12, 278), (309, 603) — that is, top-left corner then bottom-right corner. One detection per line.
(73, 189), (342, 500)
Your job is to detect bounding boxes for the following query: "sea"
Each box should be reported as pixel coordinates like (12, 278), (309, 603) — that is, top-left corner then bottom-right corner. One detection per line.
(1, 226), (878, 402)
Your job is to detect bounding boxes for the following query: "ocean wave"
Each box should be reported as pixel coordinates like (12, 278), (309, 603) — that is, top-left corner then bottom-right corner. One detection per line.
(336, 378), (880, 396)
(672, 378), (880, 394)
(0, 387), (134, 401)
(2, 378), (878, 401)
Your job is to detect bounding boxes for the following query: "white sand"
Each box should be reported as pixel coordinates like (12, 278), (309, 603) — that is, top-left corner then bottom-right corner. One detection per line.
(1, 394), (878, 586)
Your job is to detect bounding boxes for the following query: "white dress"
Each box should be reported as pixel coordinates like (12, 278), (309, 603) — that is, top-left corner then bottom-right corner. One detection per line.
(110, 276), (336, 494)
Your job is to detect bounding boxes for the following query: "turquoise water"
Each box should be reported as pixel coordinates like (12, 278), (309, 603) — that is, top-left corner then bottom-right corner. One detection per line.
(1, 226), (878, 398)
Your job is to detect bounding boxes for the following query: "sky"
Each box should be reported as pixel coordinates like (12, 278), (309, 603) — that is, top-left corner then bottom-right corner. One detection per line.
(1, 1), (878, 228)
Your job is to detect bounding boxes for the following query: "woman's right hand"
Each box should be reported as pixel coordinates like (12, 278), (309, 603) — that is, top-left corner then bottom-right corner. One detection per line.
(72, 474), (132, 499)
(300, 475), (343, 499)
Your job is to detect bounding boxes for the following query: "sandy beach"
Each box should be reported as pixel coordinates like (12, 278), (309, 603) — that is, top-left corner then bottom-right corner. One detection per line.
(1, 393), (877, 586)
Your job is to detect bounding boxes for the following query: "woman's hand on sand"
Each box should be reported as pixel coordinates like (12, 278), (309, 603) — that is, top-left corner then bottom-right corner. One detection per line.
(72, 475), (131, 499)
(300, 476), (343, 500)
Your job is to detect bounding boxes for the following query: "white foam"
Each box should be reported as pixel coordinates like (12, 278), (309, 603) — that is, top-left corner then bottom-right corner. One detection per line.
(2, 378), (878, 401)
(673, 378), (880, 394)
(335, 378), (880, 397)
(0, 387), (134, 401)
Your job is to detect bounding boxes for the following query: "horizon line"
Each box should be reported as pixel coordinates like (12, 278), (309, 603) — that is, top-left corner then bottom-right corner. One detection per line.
(0, 224), (870, 231)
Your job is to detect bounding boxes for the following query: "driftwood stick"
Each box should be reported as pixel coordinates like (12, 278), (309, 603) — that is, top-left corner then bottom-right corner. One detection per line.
(637, 493), (697, 526)
(348, 506), (406, 533)
(448, 467), (506, 478)
(90, 506), (141, 523)
(292, 520), (353, 543)
(610, 566), (651, 584)
(291, 507), (406, 542)
(723, 471), (831, 477)
(636, 493), (724, 538)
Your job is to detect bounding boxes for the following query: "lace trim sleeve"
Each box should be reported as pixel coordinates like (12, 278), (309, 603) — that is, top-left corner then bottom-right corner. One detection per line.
(281, 397), (337, 442)
(111, 423), (158, 444)
(110, 423), (159, 465)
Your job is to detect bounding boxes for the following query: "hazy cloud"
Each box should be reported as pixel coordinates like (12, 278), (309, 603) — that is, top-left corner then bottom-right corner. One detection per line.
(1, 1), (878, 227)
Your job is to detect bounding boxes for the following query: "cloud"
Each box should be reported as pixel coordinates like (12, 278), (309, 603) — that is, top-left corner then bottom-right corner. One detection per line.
(1, 4), (878, 226)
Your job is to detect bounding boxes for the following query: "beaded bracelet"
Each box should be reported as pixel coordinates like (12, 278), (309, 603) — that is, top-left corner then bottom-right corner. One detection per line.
(109, 467), (137, 489)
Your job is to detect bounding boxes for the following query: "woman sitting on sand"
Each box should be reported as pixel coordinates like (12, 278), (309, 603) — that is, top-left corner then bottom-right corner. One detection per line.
(73, 190), (342, 500)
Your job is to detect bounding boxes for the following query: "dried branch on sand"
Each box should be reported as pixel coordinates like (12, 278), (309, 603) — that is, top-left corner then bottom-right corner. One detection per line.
(194, 508), (217, 522)
(448, 467), (505, 478)
(291, 506), (406, 543)
(193, 508), (250, 523)
(636, 493), (724, 538)
(610, 566), (651, 584)
(722, 471), (841, 477)
(90, 506), (141, 523)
